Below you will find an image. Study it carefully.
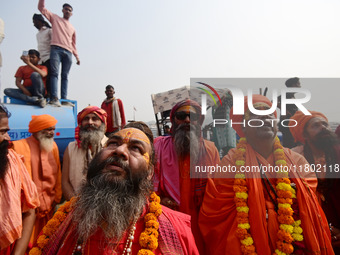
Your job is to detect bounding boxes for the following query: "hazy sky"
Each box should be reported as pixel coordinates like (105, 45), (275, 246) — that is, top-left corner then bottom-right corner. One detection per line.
(1, 0), (340, 122)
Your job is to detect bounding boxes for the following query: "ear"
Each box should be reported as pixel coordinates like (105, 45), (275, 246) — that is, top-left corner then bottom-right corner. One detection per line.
(147, 165), (154, 180)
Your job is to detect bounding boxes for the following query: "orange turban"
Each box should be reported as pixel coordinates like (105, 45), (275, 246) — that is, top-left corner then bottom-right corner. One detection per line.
(289, 111), (328, 143)
(77, 106), (107, 127)
(28, 114), (58, 133)
(230, 94), (277, 137)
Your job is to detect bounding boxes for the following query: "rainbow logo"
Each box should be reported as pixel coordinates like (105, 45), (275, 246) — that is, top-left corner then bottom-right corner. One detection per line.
(196, 82), (223, 106)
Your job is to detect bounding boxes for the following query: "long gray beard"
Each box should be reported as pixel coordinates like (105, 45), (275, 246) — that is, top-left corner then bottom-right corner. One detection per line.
(173, 124), (200, 164)
(79, 124), (106, 151)
(72, 172), (152, 242)
(36, 132), (54, 152)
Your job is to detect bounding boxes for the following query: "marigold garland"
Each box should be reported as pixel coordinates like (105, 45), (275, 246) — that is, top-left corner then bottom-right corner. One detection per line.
(233, 137), (304, 255)
(137, 192), (162, 255)
(30, 193), (163, 255)
(29, 198), (76, 255)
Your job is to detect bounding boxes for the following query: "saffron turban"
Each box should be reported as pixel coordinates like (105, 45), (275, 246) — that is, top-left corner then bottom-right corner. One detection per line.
(170, 99), (204, 125)
(230, 94), (277, 137)
(28, 114), (58, 133)
(289, 110), (328, 143)
(77, 106), (107, 127)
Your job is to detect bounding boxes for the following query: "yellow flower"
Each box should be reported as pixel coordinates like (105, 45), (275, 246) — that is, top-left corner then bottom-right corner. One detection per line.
(235, 160), (245, 166)
(238, 223), (250, 230)
(293, 220), (301, 227)
(292, 233), (304, 242)
(236, 206), (249, 213)
(276, 183), (291, 191)
(279, 224), (294, 234)
(144, 213), (157, 222)
(278, 203), (291, 209)
(240, 236), (253, 246)
(150, 192), (161, 204)
(235, 192), (248, 199)
(274, 249), (287, 255)
(235, 173), (246, 179)
(275, 160), (287, 166)
(293, 226), (303, 234)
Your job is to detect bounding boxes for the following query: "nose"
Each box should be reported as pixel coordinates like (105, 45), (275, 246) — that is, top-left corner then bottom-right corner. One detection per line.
(112, 143), (129, 161)
(4, 132), (10, 141)
(184, 115), (191, 123)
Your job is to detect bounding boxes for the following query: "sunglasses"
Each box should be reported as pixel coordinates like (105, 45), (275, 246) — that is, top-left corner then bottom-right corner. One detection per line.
(175, 111), (199, 121)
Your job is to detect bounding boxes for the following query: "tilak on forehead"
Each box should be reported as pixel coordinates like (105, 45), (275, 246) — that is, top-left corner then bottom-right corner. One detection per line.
(114, 128), (151, 164)
(176, 105), (197, 113)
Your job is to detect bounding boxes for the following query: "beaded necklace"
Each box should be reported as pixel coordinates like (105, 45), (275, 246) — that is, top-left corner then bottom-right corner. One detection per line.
(233, 137), (304, 255)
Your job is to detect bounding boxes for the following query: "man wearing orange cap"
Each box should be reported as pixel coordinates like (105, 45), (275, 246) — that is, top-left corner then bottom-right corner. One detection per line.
(154, 99), (220, 254)
(290, 111), (340, 252)
(199, 95), (334, 255)
(12, 114), (62, 244)
(0, 104), (40, 254)
(62, 106), (108, 200)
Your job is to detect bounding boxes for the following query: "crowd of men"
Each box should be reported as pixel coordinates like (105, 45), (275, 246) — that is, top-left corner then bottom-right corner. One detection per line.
(1, 80), (340, 254)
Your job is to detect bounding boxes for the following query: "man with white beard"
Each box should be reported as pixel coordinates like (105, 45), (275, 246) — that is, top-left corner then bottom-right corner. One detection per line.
(62, 106), (108, 200)
(153, 99), (220, 254)
(12, 114), (62, 244)
(30, 121), (199, 255)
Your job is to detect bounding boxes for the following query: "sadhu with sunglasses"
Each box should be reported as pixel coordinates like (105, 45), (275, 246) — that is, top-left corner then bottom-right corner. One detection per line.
(153, 99), (220, 254)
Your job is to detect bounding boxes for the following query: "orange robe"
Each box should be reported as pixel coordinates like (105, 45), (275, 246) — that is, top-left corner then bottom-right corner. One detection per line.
(12, 136), (62, 244)
(154, 136), (220, 254)
(0, 149), (39, 252)
(37, 206), (199, 255)
(199, 144), (333, 255)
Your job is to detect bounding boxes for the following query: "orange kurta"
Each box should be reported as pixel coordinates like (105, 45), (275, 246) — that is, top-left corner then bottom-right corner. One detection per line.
(154, 136), (220, 254)
(199, 145), (333, 255)
(0, 149), (39, 250)
(12, 136), (62, 243)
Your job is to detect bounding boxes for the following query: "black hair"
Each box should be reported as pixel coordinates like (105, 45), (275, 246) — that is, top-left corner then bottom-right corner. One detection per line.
(28, 49), (40, 58)
(0, 104), (11, 119)
(63, 3), (73, 10)
(106, 85), (114, 90)
(32, 14), (51, 28)
(285, 77), (300, 87)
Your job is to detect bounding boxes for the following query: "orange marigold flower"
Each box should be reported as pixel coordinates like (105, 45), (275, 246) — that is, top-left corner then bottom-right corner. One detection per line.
(53, 211), (67, 222)
(234, 179), (247, 186)
(233, 185), (248, 193)
(137, 249), (154, 255)
(277, 190), (293, 199)
(236, 201), (248, 208)
(149, 202), (161, 212)
(236, 216), (249, 224)
(278, 208), (294, 216)
(236, 228), (248, 239)
(145, 220), (159, 230)
(277, 215), (294, 225)
(277, 229), (294, 243)
(139, 232), (158, 250)
(150, 192), (161, 203)
(277, 198), (292, 204)
(235, 197), (247, 203)
(276, 241), (294, 254)
(144, 213), (157, 222)
(37, 235), (49, 248)
(240, 244), (256, 254)
(29, 247), (42, 255)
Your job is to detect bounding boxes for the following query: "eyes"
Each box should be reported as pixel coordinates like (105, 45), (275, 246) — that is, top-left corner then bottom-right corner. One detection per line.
(106, 139), (145, 154)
